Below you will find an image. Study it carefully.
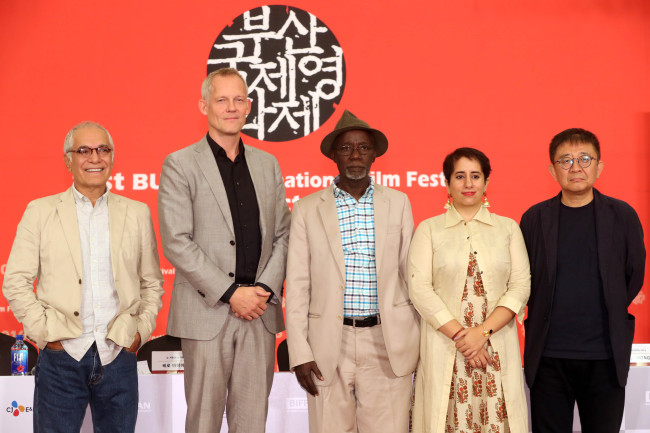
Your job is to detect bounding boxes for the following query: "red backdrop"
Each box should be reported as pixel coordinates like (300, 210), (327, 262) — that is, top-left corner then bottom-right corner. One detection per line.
(1, 1), (649, 366)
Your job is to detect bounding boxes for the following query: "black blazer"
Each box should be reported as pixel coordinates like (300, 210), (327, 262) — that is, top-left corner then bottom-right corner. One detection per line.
(520, 189), (645, 387)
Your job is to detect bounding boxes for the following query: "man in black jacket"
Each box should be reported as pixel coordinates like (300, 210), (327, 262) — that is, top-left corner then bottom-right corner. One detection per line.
(520, 128), (645, 432)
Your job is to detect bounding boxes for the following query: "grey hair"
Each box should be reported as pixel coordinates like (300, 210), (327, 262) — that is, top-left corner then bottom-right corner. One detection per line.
(201, 68), (248, 102)
(64, 121), (114, 161)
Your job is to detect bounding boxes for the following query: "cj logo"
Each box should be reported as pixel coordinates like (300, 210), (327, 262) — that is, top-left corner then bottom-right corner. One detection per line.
(208, 5), (346, 142)
(6, 401), (32, 417)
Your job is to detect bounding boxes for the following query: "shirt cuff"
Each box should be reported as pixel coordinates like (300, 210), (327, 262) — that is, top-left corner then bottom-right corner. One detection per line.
(256, 282), (277, 304)
(496, 295), (526, 324)
(433, 309), (456, 330)
(219, 283), (239, 304)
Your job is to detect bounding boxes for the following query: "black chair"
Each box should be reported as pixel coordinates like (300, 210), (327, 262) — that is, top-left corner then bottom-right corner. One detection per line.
(136, 335), (182, 373)
(0, 333), (39, 375)
(276, 338), (290, 371)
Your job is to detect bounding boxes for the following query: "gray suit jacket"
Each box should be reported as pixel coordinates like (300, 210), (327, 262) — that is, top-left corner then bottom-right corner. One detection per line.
(158, 137), (290, 339)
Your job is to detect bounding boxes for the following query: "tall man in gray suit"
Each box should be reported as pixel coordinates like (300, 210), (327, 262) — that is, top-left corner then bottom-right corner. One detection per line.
(158, 68), (291, 433)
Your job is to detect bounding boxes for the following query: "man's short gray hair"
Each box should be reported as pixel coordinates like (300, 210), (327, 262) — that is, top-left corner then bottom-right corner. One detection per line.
(63, 121), (114, 161)
(201, 68), (248, 102)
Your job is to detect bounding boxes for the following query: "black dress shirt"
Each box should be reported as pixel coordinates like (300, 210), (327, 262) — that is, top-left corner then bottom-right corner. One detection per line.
(206, 134), (271, 303)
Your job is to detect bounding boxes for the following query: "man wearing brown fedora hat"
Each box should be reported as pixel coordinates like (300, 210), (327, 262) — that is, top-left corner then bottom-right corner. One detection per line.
(286, 110), (420, 432)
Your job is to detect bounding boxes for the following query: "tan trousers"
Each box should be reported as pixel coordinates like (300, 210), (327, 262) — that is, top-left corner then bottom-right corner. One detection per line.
(307, 324), (413, 433)
(181, 311), (275, 433)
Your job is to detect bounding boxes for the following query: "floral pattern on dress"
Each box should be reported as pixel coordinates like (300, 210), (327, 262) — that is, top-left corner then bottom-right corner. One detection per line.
(445, 251), (510, 433)
(463, 303), (475, 328)
(457, 378), (469, 404)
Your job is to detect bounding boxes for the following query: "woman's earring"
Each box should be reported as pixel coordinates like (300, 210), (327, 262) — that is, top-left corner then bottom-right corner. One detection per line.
(444, 194), (452, 210)
(482, 193), (490, 208)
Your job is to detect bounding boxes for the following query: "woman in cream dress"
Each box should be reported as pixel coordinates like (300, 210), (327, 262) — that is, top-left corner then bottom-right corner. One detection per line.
(408, 148), (530, 433)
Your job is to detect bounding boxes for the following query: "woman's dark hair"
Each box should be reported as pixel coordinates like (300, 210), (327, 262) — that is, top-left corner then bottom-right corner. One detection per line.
(442, 147), (491, 182)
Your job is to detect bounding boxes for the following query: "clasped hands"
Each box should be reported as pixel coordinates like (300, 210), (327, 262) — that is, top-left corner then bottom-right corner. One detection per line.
(230, 285), (270, 321)
(454, 326), (493, 369)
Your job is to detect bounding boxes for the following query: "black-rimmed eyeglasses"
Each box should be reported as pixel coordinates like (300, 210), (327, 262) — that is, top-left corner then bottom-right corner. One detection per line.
(554, 155), (598, 170)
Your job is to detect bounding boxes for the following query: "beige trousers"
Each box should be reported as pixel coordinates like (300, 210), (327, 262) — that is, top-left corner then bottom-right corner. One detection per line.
(307, 324), (413, 433)
(181, 311), (275, 433)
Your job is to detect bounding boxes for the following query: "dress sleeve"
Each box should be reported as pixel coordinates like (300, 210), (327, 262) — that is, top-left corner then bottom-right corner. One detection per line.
(408, 221), (456, 329)
(495, 221), (531, 323)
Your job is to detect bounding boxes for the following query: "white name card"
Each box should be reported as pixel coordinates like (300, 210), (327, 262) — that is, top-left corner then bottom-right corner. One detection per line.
(151, 351), (184, 373)
(631, 344), (650, 365)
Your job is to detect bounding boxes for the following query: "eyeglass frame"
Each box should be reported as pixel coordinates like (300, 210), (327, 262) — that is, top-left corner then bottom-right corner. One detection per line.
(334, 144), (376, 156)
(67, 145), (113, 158)
(554, 154), (599, 170)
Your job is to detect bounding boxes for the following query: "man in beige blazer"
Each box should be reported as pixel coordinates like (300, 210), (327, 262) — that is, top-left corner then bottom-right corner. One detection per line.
(3, 121), (164, 433)
(285, 110), (420, 433)
(158, 68), (290, 433)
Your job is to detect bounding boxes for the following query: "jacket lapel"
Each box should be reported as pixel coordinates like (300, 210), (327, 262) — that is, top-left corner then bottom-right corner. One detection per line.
(373, 185), (388, 277)
(107, 192), (126, 283)
(194, 138), (234, 234)
(593, 189), (612, 294)
(541, 195), (560, 294)
(57, 188), (83, 279)
(246, 146), (268, 238)
(318, 187), (346, 283)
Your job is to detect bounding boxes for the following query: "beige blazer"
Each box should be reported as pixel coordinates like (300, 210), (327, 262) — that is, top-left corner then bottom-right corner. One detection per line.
(285, 184), (420, 386)
(159, 138), (291, 338)
(408, 206), (530, 433)
(2, 188), (164, 349)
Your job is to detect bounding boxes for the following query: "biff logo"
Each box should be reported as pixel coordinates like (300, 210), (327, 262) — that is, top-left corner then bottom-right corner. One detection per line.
(208, 5), (346, 142)
(6, 401), (32, 417)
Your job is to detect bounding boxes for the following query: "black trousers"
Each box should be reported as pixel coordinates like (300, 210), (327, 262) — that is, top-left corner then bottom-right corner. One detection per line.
(530, 357), (625, 433)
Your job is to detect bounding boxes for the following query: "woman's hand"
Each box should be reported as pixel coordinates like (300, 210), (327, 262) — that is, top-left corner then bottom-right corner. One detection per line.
(454, 326), (488, 359)
(466, 347), (493, 369)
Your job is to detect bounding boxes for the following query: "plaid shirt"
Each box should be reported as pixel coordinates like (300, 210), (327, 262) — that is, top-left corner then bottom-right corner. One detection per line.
(333, 176), (379, 317)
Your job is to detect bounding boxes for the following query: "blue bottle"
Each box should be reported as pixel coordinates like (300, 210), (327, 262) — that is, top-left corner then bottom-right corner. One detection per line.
(11, 335), (28, 376)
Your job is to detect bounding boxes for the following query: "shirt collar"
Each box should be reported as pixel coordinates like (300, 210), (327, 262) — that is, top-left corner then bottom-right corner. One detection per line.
(206, 133), (245, 161)
(72, 184), (109, 206)
(444, 204), (493, 227)
(332, 176), (375, 199)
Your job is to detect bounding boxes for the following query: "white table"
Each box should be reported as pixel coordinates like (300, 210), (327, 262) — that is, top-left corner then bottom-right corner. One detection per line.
(2, 369), (649, 432)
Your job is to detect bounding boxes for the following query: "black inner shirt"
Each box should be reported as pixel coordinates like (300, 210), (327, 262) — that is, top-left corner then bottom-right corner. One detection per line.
(543, 200), (612, 359)
(206, 134), (262, 302)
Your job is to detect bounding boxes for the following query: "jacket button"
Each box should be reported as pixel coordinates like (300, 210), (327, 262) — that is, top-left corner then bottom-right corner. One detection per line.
(78, 279), (82, 284)
(230, 240), (235, 246)
(229, 272), (234, 277)
(74, 311), (80, 316)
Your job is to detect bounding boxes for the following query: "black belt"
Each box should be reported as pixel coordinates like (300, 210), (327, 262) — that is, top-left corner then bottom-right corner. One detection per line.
(343, 315), (380, 327)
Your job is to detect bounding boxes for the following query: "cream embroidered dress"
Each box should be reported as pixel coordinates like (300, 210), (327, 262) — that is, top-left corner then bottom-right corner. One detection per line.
(407, 206), (530, 433)
(445, 251), (509, 432)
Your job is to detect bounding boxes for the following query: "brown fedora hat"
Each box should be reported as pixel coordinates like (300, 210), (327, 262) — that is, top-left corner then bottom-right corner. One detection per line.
(320, 110), (388, 158)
